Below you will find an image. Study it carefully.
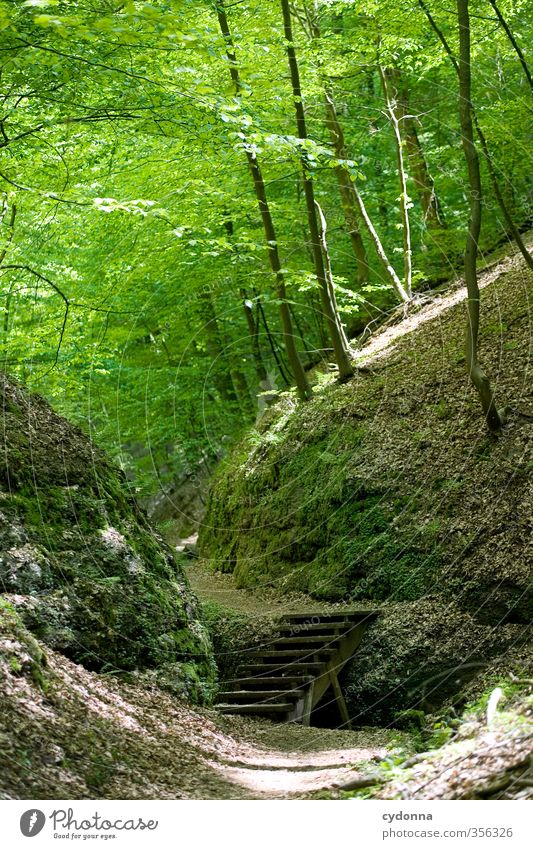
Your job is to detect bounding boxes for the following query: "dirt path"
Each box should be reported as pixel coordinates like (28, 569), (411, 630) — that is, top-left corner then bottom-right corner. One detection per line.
(185, 550), (374, 619)
(179, 566), (531, 798)
(209, 717), (393, 796)
(5, 632), (530, 801)
(176, 555), (397, 797)
(1, 636), (395, 800)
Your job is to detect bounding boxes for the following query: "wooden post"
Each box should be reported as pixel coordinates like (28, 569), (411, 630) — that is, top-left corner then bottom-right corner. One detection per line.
(328, 665), (352, 730)
(301, 680), (315, 727)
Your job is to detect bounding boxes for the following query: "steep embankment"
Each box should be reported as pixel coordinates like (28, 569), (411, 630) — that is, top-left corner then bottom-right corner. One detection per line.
(0, 373), (214, 699)
(199, 246), (532, 720)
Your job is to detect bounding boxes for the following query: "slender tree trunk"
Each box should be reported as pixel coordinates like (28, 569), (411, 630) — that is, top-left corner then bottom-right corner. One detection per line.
(1, 203), (17, 339)
(322, 90), (369, 286)
(418, 0), (533, 271)
(403, 117), (446, 229)
(230, 364), (253, 413)
(241, 289), (280, 406)
(303, 0), (407, 291)
(217, 293), (254, 414)
(308, 286), (329, 354)
(2, 281), (14, 338)
(289, 302), (315, 362)
(473, 112), (533, 272)
(378, 65), (413, 297)
(197, 288), (238, 404)
(323, 77), (409, 302)
(488, 0), (533, 91)
(241, 289), (268, 384)
(246, 153), (313, 399)
(385, 70), (446, 228)
(256, 291), (292, 387)
(351, 177), (410, 302)
(216, 1), (312, 401)
(0, 202), (16, 265)
(296, 179), (330, 347)
(457, 0), (502, 431)
(223, 217), (269, 407)
(315, 200), (351, 352)
(280, 0), (353, 381)
(302, 6), (368, 285)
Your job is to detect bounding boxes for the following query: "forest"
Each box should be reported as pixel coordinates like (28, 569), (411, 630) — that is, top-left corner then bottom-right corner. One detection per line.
(0, 0), (532, 808)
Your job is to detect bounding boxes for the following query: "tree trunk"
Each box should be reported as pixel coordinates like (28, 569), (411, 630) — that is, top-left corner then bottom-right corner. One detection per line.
(473, 113), (533, 272)
(230, 364), (253, 413)
(315, 200), (351, 352)
(488, 0), (532, 91)
(289, 302), (315, 362)
(0, 202), (16, 338)
(322, 90), (369, 286)
(222, 217), (265, 409)
(418, 0), (533, 271)
(378, 64), (413, 297)
(324, 78), (409, 302)
(241, 289), (268, 384)
(302, 6), (368, 285)
(246, 153), (313, 399)
(216, 1), (312, 401)
(323, 62), (409, 301)
(241, 289), (280, 404)
(197, 288), (238, 404)
(280, 0), (354, 381)
(255, 289), (292, 387)
(385, 70), (446, 228)
(457, 0), (502, 432)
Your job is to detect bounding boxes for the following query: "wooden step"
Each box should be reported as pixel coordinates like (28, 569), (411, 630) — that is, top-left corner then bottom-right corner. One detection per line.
(230, 676), (311, 689)
(217, 702), (293, 715)
(276, 622), (346, 636)
(242, 662), (326, 675)
(272, 635), (342, 647)
(215, 608), (379, 726)
(281, 610), (378, 624)
(251, 648), (337, 660)
(217, 689), (301, 702)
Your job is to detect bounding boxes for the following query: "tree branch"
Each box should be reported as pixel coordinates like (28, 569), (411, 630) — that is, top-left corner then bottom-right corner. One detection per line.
(1, 264), (69, 368)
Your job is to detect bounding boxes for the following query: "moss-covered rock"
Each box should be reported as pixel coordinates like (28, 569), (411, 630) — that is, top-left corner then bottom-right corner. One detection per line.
(340, 599), (529, 724)
(0, 374), (215, 702)
(0, 597), (49, 692)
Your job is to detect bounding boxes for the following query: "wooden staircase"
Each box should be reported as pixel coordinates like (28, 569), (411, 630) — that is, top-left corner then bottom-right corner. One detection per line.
(215, 609), (378, 727)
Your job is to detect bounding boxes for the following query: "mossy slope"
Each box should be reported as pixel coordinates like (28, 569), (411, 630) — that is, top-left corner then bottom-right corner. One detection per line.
(0, 374), (214, 701)
(198, 251), (532, 718)
(200, 255), (531, 620)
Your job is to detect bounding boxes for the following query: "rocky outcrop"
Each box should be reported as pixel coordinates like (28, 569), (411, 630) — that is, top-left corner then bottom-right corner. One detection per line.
(341, 599), (529, 724)
(0, 374), (214, 702)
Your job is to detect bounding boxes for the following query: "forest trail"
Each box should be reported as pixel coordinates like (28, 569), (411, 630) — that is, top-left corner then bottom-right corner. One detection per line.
(2, 0), (532, 807)
(1, 629), (394, 799)
(206, 721), (389, 797)
(4, 626), (530, 800)
(186, 555), (354, 618)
